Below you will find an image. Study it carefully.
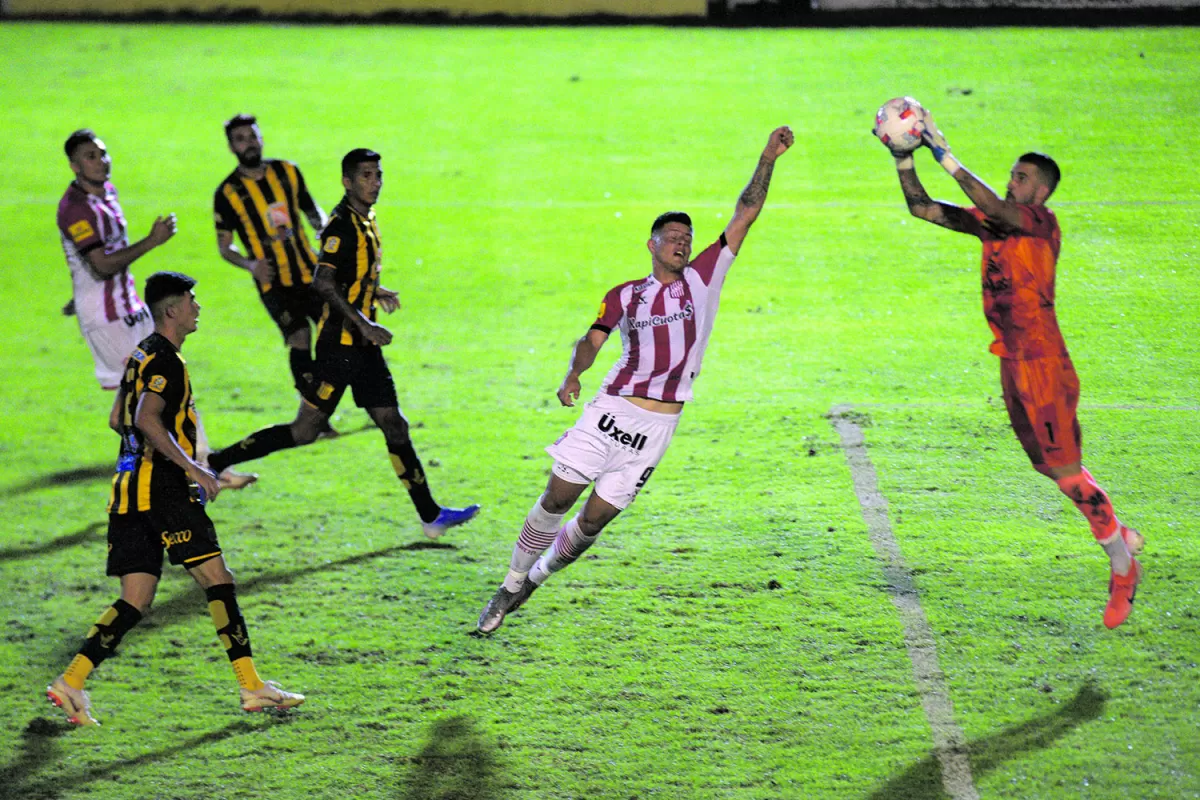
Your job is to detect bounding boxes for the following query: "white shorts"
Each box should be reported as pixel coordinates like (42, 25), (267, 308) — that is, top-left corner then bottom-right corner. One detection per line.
(82, 309), (153, 389)
(545, 394), (681, 509)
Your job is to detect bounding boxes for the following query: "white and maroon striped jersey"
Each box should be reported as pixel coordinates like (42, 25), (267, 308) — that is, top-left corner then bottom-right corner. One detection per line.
(591, 235), (735, 403)
(57, 181), (145, 332)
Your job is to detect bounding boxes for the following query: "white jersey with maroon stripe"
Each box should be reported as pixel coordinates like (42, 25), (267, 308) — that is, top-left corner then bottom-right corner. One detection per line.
(57, 181), (145, 333)
(592, 237), (735, 404)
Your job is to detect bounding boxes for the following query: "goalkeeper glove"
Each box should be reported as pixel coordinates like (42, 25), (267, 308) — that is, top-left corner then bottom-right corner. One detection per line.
(921, 113), (962, 175)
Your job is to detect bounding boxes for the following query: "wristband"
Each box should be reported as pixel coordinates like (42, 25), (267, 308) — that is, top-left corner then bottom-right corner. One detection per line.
(894, 154), (914, 170)
(938, 153), (962, 176)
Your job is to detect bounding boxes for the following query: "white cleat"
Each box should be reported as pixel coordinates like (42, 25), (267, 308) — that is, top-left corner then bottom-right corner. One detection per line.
(47, 676), (99, 726)
(241, 680), (305, 713)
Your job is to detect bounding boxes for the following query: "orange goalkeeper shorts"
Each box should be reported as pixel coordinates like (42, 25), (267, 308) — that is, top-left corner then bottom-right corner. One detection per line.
(999, 356), (1082, 468)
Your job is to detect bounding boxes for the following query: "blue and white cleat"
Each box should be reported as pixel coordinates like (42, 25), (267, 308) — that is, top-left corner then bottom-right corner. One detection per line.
(421, 504), (481, 539)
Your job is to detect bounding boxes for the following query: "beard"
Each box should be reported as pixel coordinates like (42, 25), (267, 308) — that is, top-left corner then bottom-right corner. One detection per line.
(237, 149), (263, 168)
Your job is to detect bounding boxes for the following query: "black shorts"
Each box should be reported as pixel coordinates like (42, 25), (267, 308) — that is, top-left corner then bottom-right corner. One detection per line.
(303, 344), (398, 416)
(259, 284), (323, 341)
(106, 491), (222, 578)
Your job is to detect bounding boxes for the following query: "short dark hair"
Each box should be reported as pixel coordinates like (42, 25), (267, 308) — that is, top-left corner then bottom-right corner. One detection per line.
(342, 148), (381, 178)
(144, 272), (197, 320)
(64, 129), (98, 159)
(224, 114), (258, 141)
(1018, 152), (1061, 197)
(651, 211), (692, 237)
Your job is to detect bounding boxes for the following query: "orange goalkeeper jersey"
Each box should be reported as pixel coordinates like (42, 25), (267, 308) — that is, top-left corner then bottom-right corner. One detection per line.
(970, 204), (1068, 361)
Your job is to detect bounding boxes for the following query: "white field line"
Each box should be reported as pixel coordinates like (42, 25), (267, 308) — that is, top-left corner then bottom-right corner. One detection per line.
(830, 402), (980, 800)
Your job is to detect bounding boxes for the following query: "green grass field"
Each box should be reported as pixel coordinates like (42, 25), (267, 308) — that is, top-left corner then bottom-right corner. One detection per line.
(1, 20), (1197, 800)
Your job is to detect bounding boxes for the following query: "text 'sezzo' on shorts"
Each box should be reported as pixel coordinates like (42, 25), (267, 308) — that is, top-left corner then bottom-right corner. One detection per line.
(84, 309), (153, 389)
(546, 394), (680, 509)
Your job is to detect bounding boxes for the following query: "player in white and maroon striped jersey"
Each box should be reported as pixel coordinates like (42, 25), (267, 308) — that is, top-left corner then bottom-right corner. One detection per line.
(57, 130), (256, 492)
(477, 126), (794, 635)
(57, 129), (176, 390)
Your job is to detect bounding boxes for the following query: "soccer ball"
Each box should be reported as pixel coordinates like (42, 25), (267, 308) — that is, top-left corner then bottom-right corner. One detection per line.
(874, 97), (926, 153)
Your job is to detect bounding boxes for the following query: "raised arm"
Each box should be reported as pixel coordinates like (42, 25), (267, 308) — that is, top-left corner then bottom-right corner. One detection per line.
(723, 126), (794, 255)
(894, 154), (982, 236)
(557, 328), (609, 407)
(922, 112), (1024, 232)
(84, 215), (176, 278)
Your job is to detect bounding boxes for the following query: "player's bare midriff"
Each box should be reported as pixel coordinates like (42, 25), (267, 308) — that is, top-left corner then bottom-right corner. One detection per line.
(624, 396), (683, 415)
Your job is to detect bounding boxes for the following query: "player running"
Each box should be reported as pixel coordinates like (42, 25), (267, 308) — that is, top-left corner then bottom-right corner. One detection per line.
(47, 272), (303, 726)
(476, 126), (794, 635)
(876, 106), (1143, 628)
(205, 149), (479, 540)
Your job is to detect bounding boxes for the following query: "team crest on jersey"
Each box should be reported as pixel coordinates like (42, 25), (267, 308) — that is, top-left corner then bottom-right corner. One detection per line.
(68, 219), (95, 243)
(323, 236), (341, 254)
(668, 281), (686, 299)
(316, 382), (335, 400)
(148, 375), (167, 392)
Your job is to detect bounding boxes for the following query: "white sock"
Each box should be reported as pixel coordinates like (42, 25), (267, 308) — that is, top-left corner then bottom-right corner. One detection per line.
(530, 517), (598, 584)
(504, 498), (566, 590)
(1098, 530), (1132, 576)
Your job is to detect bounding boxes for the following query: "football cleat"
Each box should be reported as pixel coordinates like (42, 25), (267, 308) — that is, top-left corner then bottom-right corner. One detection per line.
(1103, 558), (1142, 630)
(477, 584), (522, 635)
(1119, 524), (1144, 556)
(47, 676), (99, 726)
(316, 420), (339, 441)
(241, 680), (305, 713)
(509, 577), (540, 613)
(421, 504), (481, 540)
(218, 468), (258, 491)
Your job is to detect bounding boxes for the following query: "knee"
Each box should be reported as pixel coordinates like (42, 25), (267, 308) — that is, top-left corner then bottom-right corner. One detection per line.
(291, 418), (321, 446)
(378, 414), (411, 445)
(539, 492), (573, 517)
(576, 512), (609, 537)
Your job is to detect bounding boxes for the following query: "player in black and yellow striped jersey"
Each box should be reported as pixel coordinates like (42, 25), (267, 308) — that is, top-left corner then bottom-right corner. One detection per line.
(207, 149), (480, 540)
(214, 114), (330, 404)
(46, 272), (304, 726)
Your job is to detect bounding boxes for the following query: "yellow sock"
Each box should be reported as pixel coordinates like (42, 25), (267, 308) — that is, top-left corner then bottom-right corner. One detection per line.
(63, 654), (95, 690)
(232, 656), (265, 691)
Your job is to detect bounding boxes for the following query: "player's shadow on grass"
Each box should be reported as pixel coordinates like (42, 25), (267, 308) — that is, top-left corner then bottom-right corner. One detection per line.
(140, 543), (446, 633)
(0, 463), (112, 499)
(867, 681), (1108, 800)
(0, 520), (105, 563)
(48, 542), (454, 667)
(0, 717), (256, 800)
(397, 715), (501, 800)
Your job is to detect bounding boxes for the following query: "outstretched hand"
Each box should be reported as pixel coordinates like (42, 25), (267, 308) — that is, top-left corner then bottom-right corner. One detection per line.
(765, 126), (794, 161)
(920, 111), (959, 173)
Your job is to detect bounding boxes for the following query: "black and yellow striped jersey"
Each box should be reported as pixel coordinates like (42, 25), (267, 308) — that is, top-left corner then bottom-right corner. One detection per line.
(316, 197), (382, 348)
(213, 159), (320, 293)
(107, 333), (198, 515)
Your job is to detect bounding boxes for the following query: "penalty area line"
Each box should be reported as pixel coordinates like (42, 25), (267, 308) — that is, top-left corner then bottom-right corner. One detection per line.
(829, 402), (980, 800)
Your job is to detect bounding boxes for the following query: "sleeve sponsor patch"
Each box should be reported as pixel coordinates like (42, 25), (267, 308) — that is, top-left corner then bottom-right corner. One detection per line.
(147, 375), (167, 392)
(595, 301), (606, 321)
(323, 236), (341, 254)
(68, 219), (96, 243)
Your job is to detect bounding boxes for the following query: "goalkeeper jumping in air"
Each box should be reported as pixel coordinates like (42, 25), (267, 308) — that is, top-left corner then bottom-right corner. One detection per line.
(875, 105), (1144, 629)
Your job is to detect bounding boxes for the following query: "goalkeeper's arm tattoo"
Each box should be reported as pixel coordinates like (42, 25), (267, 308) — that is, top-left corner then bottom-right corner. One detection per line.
(898, 167), (980, 235)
